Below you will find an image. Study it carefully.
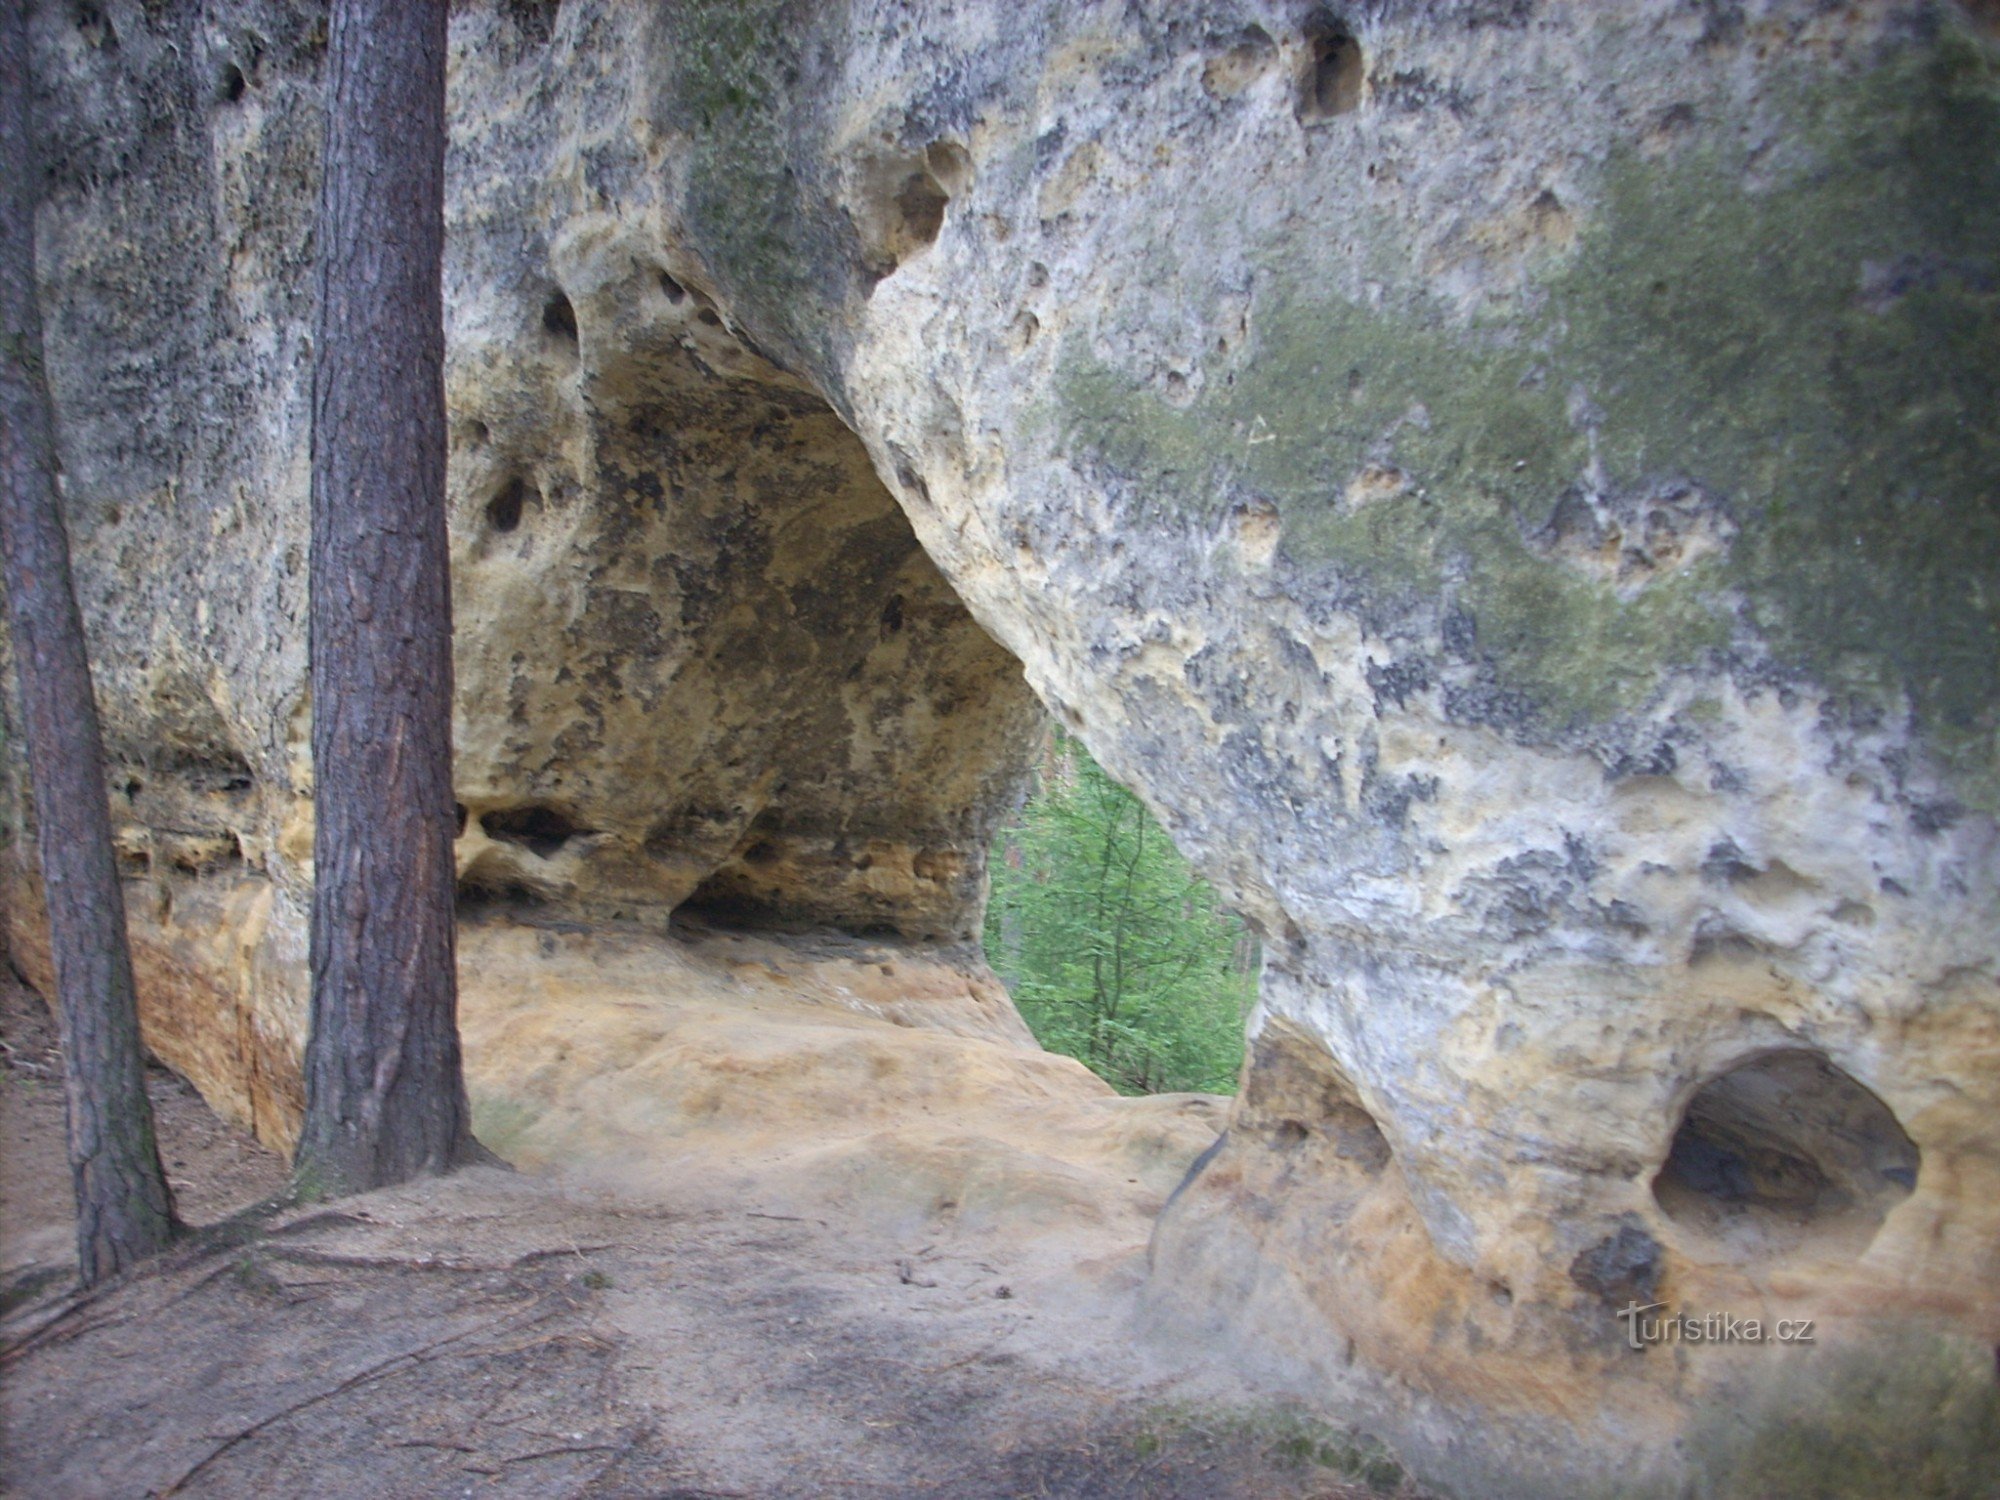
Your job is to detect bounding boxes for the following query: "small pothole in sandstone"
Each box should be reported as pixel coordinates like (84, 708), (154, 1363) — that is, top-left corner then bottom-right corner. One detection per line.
(484, 476), (533, 534)
(501, 0), (561, 47)
(480, 803), (589, 858)
(1202, 24), (1278, 99)
(1653, 1047), (1918, 1255)
(455, 873), (551, 910)
(74, 4), (116, 50)
(541, 291), (578, 346)
(1239, 1023), (1392, 1172)
(166, 831), (246, 875)
(1298, 13), (1364, 122)
(855, 140), (973, 281)
(895, 173), (949, 253)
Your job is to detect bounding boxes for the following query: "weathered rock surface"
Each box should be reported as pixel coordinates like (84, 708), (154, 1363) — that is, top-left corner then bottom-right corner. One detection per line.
(452, 916), (1223, 1247)
(4, 1), (1997, 1494)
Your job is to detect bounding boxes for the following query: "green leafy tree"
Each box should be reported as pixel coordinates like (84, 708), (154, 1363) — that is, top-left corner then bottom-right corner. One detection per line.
(985, 731), (1255, 1094)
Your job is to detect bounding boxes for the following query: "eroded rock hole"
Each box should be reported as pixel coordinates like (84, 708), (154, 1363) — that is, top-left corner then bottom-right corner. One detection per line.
(1299, 14), (1364, 121)
(501, 0), (560, 45)
(1202, 24), (1278, 98)
(485, 476), (532, 534)
(1223, 1025), (1372, 1159)
(658, 270), (687, 303)
(894, 173), (950, 251)
(219, 63), (247, 103)
(541, 292), (578, 345)
(1653, 1048), (1918, 1254)
(106, 753), (254, 882)
(456, 874), (549, 910)
(74, 4), (114, 50)
(673, 877), (784, 934)
(167, 832), (244, 875)
(856, 141), (972, 279)
(480, 804), (588, 858)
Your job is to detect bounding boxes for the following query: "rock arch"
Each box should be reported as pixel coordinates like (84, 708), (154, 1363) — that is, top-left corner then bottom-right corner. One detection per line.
(445, 245), (1043, 942)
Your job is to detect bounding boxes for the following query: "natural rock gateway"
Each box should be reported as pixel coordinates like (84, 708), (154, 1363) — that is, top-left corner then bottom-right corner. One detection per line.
(3, 3), (1995, 1496)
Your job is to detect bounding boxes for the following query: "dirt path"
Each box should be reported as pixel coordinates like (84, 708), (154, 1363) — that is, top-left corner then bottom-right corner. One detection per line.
(0, 970), (288, 1304)
(1, 963), (1417, 1499)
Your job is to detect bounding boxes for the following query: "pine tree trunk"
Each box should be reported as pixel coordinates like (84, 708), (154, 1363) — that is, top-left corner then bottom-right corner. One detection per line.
(295, 0), (478, 1194)
(0, 0), (179, 1284)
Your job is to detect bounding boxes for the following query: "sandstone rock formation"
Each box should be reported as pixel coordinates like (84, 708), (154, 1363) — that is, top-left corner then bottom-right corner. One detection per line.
(4, 2), (1996, 1495)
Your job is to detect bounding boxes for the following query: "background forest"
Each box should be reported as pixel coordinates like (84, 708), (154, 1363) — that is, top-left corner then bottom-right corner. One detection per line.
(984, 731), (1257, 1096)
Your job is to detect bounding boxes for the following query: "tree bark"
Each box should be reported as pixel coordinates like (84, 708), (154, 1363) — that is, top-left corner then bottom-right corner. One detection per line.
(295, 0), (478, 1194)
(0, 0), (179, 1283)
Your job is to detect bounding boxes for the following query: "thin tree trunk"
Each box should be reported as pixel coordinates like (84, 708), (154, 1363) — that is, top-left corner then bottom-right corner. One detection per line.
(0, 0), (178, 1283)
(295, 0), (478, 1194)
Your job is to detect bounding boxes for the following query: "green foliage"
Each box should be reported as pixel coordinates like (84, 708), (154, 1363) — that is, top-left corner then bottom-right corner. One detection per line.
(984, 731), (1254, 1095)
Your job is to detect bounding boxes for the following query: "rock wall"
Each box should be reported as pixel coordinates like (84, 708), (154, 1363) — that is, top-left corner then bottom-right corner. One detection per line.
(5, 1), (1997, 1495)
(6, 0), (1045, 1139)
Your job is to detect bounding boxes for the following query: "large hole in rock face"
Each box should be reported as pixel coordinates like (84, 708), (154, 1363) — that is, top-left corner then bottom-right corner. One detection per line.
(450, 258), (1044, 944)
(1653, 1048), (1919, 1255)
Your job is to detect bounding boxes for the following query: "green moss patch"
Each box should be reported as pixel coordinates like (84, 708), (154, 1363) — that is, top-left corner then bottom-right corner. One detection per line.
(1053, 28), (1999, 800)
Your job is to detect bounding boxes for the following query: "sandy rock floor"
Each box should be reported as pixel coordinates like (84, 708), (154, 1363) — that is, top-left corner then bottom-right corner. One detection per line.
(0, 953), (1419, 1499)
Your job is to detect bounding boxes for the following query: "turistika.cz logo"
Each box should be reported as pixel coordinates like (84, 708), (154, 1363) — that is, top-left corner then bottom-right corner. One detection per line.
(1616, 1302), (1816, 1351)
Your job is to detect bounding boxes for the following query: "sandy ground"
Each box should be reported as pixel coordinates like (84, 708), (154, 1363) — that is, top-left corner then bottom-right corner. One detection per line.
(0, 955), (1420, 1499)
